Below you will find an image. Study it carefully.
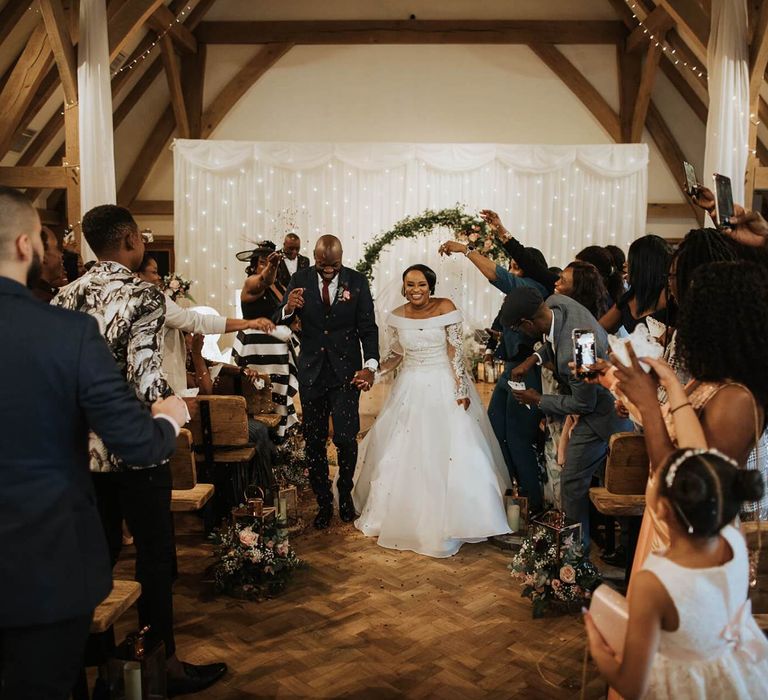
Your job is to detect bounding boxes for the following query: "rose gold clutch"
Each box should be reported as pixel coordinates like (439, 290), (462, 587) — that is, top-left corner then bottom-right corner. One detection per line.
(589, 584), (628, 658)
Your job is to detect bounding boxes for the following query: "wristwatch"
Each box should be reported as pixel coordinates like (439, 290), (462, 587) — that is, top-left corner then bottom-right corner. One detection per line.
(464, 244), (475, 256)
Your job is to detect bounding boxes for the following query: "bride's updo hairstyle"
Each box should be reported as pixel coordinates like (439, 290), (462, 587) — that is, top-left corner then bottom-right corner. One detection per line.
(659, 449), (764, 537)
(401, 264), (437, 296)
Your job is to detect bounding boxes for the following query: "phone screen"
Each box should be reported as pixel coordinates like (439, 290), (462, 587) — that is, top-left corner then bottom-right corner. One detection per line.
(572, 329), (596, 376)
(713, 173), (734, 227)
(683, 161), (698, 195)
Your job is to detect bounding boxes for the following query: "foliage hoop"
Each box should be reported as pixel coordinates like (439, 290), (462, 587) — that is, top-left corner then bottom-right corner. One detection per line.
(354, 205), (507, 284)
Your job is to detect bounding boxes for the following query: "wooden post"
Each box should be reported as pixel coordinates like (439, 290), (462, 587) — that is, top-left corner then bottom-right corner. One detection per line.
(63, 101), (81, 248)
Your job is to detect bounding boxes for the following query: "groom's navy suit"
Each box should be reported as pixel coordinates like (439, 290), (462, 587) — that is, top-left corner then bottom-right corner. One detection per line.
(277, 266), (379, 508)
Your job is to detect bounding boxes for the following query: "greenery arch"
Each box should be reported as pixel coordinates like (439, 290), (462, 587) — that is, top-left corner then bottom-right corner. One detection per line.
(354, 206), (507, 283)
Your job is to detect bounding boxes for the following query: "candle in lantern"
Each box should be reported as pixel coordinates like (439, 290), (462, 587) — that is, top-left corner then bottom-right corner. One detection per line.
(506, 503), (520, 532)
(278, 497), (288, 522)
(123, 662), (142, 700)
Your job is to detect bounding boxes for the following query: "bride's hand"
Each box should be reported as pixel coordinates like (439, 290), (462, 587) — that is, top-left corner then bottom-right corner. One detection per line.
(456, 397), (470, 411)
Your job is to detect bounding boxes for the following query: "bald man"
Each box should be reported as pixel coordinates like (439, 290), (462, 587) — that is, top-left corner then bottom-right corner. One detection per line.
(277, 235), (379, 529)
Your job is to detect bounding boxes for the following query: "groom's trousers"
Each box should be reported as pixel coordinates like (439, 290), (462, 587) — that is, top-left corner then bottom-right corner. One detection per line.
(301, 363), (361, 509)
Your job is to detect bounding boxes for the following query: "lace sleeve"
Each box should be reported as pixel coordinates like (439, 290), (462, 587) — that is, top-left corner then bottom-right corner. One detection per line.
(446, 322), (469, 400)
(378, 326), (403, 377)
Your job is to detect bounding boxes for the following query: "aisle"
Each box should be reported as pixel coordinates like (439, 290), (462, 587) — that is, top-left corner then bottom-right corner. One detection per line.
(115, 518), (605, 699)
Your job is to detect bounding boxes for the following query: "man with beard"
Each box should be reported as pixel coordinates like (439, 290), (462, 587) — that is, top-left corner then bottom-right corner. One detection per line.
(0, 189), (185, 697)
(53, 205), (226, 696)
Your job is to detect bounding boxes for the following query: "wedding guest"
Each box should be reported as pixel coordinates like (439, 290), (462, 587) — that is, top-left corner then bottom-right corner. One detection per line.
(438, 238), (549, 511)
(32, 226), (67, 301)
(137, 254), (275, 394)
(585, 449), (768, 699)
(575, 245), (624, 307)
(599, 235), (671, 334)
(603, 244), (627, 284)
(234, 241), (300, 439)
(503, 287), (633, 546)
(63, 246), (86, 281)
(0, 187), (183, 700)
(554, 260), (610, 320)
(52, 205), (226, 696)
(276, 232), (310, 288)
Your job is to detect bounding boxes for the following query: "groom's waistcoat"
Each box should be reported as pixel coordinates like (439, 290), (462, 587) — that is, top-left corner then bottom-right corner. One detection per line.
(276, 266), (379, 391)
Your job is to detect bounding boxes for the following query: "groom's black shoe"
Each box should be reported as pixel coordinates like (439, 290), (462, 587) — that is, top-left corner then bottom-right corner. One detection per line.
(314, 505), (333, 530)
(339, 495), (357, 523)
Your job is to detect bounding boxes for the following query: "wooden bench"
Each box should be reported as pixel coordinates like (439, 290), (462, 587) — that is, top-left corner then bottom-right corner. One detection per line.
(90, 580), (141, 634)
(184, 395), (257, 465)
(170, 429), (215, 512)
(589, 432), (648, 517)
(213, 370), (284, 432)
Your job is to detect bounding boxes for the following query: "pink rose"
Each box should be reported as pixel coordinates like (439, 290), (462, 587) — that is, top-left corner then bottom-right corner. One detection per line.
(342, 290), (351, 301)
(483, 239), (493, 250)
(169, 279), (180, 290)
(551, 579), (562, 590)
(468, 233), (480, 242)
(559, 565), (576, 584)
(276, 543), (288, 556)
(238, 528), (258, 547)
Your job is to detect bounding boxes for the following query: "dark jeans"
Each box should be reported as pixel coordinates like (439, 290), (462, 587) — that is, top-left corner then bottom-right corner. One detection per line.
(487, 363), (544, 512)
(301, 365), (360, 509)
(92, 465), (176, 657)
(0, 613), (92, 700)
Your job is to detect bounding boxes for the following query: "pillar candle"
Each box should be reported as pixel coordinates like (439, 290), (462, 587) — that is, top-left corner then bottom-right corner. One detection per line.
(506, 503), (520, 532)
(123, 661), (142, 700)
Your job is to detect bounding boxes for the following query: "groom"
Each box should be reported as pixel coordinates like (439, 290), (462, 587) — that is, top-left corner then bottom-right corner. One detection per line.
(277, 235), (379, 529)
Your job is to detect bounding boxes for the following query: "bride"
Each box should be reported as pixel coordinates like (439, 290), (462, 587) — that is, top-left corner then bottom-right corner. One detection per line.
(352, 264), (512, 557)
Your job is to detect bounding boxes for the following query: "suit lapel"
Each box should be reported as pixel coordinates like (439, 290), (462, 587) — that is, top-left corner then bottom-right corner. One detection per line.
(331, 267), (350, 309)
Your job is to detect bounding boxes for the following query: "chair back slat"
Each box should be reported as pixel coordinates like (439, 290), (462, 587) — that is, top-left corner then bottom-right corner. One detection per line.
(605, 432), (648, 495)
(170, 429), (197, 490)
(183, 396), (250, 446)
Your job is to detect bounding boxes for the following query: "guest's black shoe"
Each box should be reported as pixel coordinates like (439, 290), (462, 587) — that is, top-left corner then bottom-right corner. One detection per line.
(314, 506), (333, 530)
(167, 661), (227, 697)
(339, 496), (358, 523)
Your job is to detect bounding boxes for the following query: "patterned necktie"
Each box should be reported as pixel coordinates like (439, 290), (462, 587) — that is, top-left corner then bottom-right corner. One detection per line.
(322, 278), (331, 307)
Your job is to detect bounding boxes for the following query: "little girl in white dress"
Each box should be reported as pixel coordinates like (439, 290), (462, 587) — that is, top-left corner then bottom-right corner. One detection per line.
(585, 448), (768, 699)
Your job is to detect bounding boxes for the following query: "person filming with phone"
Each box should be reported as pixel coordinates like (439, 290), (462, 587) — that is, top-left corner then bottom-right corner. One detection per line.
(500, 287), (633, 548)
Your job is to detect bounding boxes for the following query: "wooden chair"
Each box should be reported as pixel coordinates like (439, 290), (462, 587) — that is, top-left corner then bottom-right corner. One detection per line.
(170, 428), (215, 512)
(183, 396), (256, 465)
(213, 370), (284, 431)
(589, 432), (648, 518)
(742, 521), (768, 622)
(90, 580), (141, 634)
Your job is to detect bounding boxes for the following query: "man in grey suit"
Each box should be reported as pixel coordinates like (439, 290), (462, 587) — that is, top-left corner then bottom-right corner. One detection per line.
(500, 288), (633, 548)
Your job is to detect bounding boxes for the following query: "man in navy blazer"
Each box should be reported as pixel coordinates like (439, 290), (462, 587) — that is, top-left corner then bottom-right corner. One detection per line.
(0, 187), (184, 699)
(277, 235), (379, 529)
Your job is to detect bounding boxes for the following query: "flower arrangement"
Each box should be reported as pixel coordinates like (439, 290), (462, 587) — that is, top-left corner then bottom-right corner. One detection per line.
(212, 520), (303, 600)
(509, 528), (601, 618)
(355, 205), (507, 284)
(274, 429), (309, 488)
(162, 273), (196, 303)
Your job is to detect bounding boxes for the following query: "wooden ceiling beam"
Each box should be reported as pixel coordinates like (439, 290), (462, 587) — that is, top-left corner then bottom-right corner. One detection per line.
(160, 34), (190, 138)
(132, 199), (173, 215)
(23, 144), (65, 203)
(630, 41), (665, 143)
(108, 0), (165, 61)
(0, 22), (54, 159)
(0, 0), (29, 48)
(646, 101), (703, 223)
(627, 6), (675, 53)
(39, 0), (78, 105)
(0, 166), (69, 188)
(117, 105), (175, 206)
(618, 44), (643, 142)
(529, 43), (621, 142)
(647, 202), (697, 219)
(147, 3), (197, 54)
(181, 44), (206, 139)
(660, 54), (708, 121)
(659, 0), (710, 61)
(200, 43), (293, 139)
(196, 20), (626, 45)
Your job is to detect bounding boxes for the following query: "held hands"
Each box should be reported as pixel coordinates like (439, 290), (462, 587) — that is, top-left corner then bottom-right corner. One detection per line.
(248, 317), (276, 333)
(351, 368), (375, 392)
(438, 240), (467, 256)
(284, 287), (305, 314)
(151, 395), (189, 426)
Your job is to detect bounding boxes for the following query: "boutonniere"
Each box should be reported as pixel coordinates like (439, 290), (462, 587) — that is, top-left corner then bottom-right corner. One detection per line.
(336, 283), (352, 303)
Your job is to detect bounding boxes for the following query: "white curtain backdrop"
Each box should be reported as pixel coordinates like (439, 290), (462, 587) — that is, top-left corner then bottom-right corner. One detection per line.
(704, 0), (750, 206)
(173, 141), (648, 329)
(78, 0), (116, 261)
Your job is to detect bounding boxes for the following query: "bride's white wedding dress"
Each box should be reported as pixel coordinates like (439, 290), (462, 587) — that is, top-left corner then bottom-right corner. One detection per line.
(352, 309), (512, 558)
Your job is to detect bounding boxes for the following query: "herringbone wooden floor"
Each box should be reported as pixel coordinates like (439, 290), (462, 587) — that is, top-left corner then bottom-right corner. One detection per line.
(114, 509), (607, 699)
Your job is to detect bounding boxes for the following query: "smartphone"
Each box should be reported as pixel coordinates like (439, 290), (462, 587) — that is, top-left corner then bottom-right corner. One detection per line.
(713, 173), (734, 228)
(683, 161), (699, 196)
(507, 380), (526, 391)
(572, 329), (597, 378)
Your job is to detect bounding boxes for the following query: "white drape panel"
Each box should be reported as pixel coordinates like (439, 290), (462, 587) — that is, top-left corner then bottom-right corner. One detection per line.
(704, 0), (750, 206)
(174, 141), (648, 328)
(78, 0), (116, 261)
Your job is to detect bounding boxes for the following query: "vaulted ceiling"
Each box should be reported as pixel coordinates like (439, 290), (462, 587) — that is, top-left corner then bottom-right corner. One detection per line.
(1, 0), (767, 234)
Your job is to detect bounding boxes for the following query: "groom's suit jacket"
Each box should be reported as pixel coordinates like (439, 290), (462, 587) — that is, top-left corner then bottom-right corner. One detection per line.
(536, 293), (631, 441)
(276, 266), (379, 396)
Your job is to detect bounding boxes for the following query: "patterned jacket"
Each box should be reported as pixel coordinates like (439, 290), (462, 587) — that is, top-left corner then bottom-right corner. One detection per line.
(52, 261), (171, 472)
